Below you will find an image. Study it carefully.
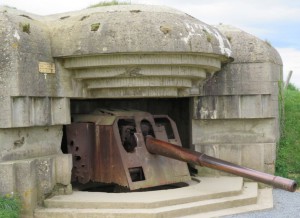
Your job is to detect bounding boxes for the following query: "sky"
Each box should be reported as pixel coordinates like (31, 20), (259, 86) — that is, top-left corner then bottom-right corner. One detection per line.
(1, 0), (300, 87)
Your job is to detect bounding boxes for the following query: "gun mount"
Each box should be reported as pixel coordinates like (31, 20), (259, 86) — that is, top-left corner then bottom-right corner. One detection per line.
(66, 110), (297, 192)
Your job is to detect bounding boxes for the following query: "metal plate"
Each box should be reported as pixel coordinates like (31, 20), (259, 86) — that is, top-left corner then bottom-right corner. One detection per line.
(66, 123), (95, 184)
(39, 62), (55, 74)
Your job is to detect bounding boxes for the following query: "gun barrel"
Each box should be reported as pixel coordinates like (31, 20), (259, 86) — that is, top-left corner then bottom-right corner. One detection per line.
(145, 136), (297, 192)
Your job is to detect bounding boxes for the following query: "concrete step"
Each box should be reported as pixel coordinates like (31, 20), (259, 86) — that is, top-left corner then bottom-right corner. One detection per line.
(34, 177), (272, 218)
(182, 188), (273, 218)
(43, 177), (244, 209)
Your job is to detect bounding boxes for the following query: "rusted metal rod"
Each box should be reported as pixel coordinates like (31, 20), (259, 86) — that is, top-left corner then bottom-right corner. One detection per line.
(145, 136), (297, 192)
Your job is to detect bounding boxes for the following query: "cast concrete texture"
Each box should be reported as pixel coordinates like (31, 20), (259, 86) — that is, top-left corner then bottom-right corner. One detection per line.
(0, 154), (72, 217)
(34, 177), (273, 218)
(46, 5), (232, 57)
(0, 5), (232, 122)
(49, 4), (232, 99)
(192, 25), (282, 176)
(0, 4), (282, 217)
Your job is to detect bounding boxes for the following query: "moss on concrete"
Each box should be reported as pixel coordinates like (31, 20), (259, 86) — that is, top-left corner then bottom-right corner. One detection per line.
(20, 22), (30, 34)
(91, 23), (100, 31)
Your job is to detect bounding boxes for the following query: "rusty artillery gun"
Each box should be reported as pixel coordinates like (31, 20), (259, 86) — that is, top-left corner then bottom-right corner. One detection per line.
(146, 136), (297, 192)
(66, 109), (297, 192)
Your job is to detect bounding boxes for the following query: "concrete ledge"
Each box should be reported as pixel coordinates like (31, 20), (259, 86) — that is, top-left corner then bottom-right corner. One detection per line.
(183, 188), (273, 218)
(44, 177), (243, 209)
(34, 177), (267, 218)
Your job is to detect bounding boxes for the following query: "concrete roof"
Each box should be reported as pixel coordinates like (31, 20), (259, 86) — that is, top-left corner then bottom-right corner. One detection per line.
(0, 5), (232, 59)
(216, 24), (282, 65)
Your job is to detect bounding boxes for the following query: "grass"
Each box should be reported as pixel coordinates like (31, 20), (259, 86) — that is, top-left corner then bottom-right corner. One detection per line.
(0, 193), (21, 218)
(88, 0), (131, 8)
(276, 83), (300, 186)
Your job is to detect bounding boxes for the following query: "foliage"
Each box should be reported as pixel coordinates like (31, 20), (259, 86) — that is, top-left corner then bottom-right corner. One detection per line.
(286, 83), (299, 91)
(88, 0), (131, 8)
(276, 83), (300, 185)
(0, 193), (21, 218)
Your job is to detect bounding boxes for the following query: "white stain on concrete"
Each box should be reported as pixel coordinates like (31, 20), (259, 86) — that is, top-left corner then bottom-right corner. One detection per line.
(182, 22), (232, 57)
(182, 22), (203, 44)
(13, 30), (20, 40)
(212, 29), (232, 57)
(202, 25), (231, 57)
(200, 107), (217, 119)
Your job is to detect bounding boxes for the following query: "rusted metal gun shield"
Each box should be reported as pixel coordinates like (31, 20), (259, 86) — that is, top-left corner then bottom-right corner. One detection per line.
(66, 123), (95, 184)
(67, 110), (191, 190)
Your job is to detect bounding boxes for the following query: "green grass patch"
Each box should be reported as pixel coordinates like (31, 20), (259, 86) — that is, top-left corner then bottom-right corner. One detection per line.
(276, 84), (300, 185)
(88, 0), (131, 8)
(0, 193), (21, 218)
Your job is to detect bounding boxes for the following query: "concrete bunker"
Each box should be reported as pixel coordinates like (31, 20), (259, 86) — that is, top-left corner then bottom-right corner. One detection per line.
(0, 4), (286, 217)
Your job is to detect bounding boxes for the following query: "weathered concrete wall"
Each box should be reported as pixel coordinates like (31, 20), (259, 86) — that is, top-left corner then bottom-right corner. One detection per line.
(0, 154), (72, 217)
(193, 25), (282, 175)
(0, 9), (70, 128)
(0, 126), (62, 161)
(0, 8), (72, 217)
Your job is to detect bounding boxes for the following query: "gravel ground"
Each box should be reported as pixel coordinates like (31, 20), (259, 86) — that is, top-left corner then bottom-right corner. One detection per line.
(224, 189), (300, 218)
